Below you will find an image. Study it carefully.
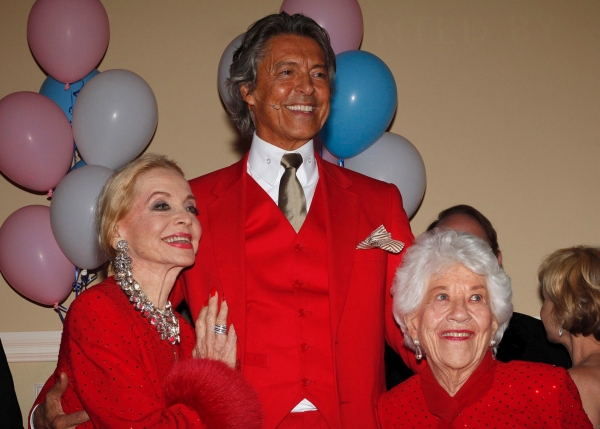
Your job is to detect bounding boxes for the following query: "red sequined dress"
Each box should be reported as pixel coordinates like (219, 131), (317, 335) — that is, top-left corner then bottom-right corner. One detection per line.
(378, 352), (592, 428)
(33, 277), (262, 428)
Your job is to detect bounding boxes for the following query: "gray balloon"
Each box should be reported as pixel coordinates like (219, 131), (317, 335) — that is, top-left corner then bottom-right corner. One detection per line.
(344, 132), (426, 218)
(72, 69), (158, 170)
(50, 165), (114, 269)
(217, 33), (245, 112)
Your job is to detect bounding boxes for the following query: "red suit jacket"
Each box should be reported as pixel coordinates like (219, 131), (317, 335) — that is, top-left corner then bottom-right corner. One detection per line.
(172, 154), (415, 428)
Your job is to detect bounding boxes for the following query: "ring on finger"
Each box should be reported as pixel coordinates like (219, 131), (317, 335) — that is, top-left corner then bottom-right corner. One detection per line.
(214, 324), (227, 335)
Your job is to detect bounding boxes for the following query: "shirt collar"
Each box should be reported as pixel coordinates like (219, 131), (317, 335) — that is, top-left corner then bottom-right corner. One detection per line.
(247, 133), (318, 186)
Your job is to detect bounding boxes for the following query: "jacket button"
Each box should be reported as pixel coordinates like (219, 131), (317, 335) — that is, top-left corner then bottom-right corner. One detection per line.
(298, 308), (307, 316)
(294, 280), (303, 288)
(301, 378), (310, 386)
(295, 244), (304, 252)
(300, 343), (309, 351)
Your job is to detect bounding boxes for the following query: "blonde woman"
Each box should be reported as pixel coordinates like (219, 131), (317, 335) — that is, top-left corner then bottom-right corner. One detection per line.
(539, 246), (600, 429)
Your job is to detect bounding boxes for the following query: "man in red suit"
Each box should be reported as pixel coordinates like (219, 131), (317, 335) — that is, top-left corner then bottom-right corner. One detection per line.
(34, 12), (414, 429)
(172, 13), (414, 428)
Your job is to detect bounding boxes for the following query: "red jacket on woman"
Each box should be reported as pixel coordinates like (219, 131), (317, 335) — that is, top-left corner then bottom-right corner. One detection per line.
(379, 353), (592, 428)
(32, 278), (262, 428)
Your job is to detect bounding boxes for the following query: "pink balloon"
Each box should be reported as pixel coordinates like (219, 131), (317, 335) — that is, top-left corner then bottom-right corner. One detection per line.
(0, 92), (73, 192)
(27, 0), (110, 84)
(0, 205), (74, 305)
(280, 0), (363, 54)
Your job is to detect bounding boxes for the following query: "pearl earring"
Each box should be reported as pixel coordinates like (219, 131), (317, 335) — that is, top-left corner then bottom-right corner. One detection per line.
(490, 339), (497, 358)
(414, 338), (423, 361)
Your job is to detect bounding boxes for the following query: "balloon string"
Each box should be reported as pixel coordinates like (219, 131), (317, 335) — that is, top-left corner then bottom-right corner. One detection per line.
(68, 88), (75, 124)
(56, 268), (97, 323)
(68, 75), (85, 123)
(54, 303), (67, 323)
(72, 143), (78, 170)
(72, 268), (96, 297)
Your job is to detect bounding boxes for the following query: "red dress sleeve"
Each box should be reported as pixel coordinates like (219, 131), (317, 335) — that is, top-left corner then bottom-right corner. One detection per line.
(64, 289), (206, 427)
(382, 184), (422, 373)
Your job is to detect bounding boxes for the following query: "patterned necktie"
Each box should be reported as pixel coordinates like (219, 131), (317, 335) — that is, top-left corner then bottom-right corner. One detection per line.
(279, 153), (307, 232)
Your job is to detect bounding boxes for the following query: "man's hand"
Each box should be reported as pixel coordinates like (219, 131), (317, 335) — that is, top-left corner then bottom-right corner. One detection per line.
(33, 372), (89, 429)
(193, 291), (237, 369)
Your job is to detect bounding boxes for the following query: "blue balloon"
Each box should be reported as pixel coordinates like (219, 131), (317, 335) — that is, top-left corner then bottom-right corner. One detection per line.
(39, 69), (100, 122)
(319, 51), (397, 159)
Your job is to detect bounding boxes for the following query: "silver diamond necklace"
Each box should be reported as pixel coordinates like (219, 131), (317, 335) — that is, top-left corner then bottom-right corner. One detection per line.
(114, 240), (180, 345)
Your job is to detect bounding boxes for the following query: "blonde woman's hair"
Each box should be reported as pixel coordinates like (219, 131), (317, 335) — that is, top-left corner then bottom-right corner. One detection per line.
(539, 246), (600, 341)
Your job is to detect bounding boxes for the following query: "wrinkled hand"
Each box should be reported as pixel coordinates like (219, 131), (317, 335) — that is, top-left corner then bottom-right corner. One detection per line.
(193, 291), (237, 369)
(33, 372), (89, 429)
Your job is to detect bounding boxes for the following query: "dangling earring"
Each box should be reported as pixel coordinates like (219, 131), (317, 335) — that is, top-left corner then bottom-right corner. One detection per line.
(490, 339), (497, 359)
(414, 338), (423, 361)
(558, 328), (563, 337)
(114, 240), (132, 274)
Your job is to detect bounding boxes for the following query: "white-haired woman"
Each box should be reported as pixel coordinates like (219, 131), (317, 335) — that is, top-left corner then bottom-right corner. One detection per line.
(378, 229), (591, 428)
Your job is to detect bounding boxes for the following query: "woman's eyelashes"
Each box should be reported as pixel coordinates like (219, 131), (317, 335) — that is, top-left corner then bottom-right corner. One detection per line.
(186, 205), (199, 215)
(152, 201), (170, 211)
(150, 200), (198, 215)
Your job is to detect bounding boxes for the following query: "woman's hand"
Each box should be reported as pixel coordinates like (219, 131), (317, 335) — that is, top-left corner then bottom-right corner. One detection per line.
(193, 290), (237, 369)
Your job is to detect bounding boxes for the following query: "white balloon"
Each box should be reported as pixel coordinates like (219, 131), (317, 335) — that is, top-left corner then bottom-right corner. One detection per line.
(50, 165), (114, 269)
(72, 69), (158, 170)
(343, 132), (426, 218)
(217, 33), (245, 112)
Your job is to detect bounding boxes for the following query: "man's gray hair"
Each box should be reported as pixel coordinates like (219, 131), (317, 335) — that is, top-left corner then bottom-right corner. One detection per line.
(226, 12), (336, 137)
(392, 229), (513, 352)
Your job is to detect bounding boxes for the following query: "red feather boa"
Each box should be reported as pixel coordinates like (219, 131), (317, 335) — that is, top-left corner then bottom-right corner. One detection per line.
(163, 358), (263, 429)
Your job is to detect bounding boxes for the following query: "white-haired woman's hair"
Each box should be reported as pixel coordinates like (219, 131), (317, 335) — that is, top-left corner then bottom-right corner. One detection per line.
(392, 229), (513, 355)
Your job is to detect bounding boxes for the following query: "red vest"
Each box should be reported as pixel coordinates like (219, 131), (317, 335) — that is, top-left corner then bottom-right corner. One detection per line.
(244, 178), (337, 428)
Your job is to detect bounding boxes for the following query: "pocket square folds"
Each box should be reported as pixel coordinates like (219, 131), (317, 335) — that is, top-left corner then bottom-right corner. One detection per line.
(357, 225), (405, 254)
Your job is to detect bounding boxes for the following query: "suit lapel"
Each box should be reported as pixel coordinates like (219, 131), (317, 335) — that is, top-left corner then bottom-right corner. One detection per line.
(318, 158), (360, 337)
(205, 156), (248, 346)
